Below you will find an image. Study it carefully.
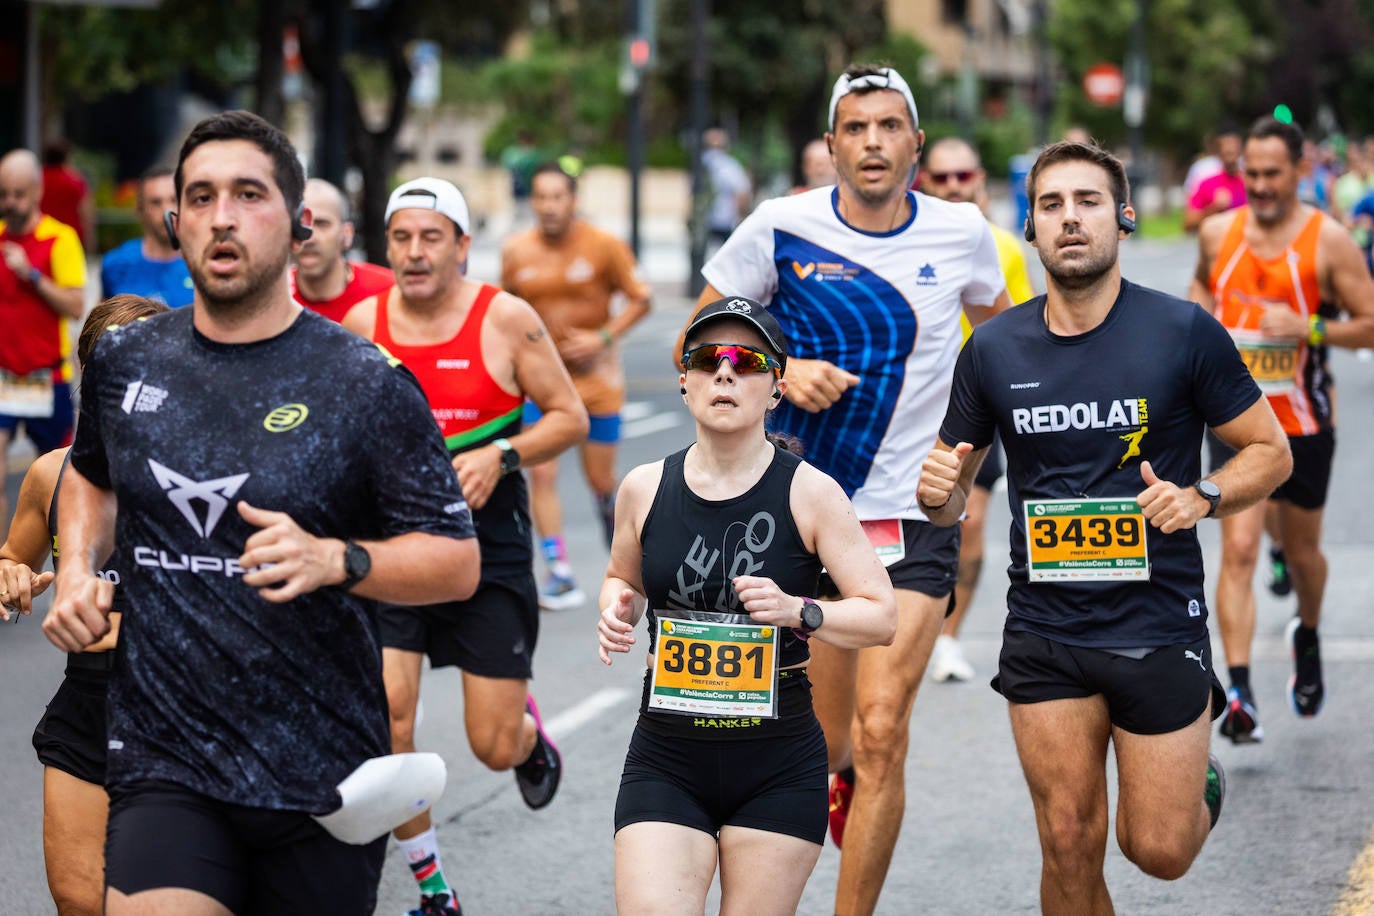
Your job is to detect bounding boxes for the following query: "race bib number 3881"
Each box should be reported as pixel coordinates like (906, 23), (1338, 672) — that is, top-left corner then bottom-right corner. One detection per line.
(649, 616), (779, 718)
(1024, 498), (1150, 582)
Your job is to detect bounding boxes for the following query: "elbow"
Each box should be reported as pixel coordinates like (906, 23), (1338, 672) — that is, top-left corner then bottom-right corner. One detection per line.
(1271, 441), (1295, 489)
(876, 597), (898, 647)
(446, 540), (482, 602)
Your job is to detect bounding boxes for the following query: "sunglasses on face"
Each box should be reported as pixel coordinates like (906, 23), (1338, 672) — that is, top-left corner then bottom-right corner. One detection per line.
(927, 170), (976, 185)
(680, 343), (782, 376)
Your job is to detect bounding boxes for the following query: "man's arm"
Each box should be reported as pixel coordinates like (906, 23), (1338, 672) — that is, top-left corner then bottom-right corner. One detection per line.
(964, 289), (1012, 328)
(43, 466), (117, 651)
(0, 449), (64, 620)
(1319, 222), (1374, 349)
(916, 438), (989, 527)
(1188, 215), (1226, 309)
(1136, 397), (1291, 534)
(237, 504), (479, 606)
(1, 242), (84, 319)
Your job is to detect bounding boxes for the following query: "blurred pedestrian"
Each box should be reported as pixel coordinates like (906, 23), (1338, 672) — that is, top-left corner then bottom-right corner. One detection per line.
(0, 148), (87, 530)
(502, 162), (652, 609)
(790, 138), (836, 194)
(40, 140), (95, 250)
(1184, 126), (1244, 232)
(702, 127), (752, 247)
(99, 166), (194, 307)
(289, 178), (393, 322)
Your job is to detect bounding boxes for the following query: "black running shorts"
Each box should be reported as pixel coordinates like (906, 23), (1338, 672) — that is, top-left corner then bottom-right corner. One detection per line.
(377, 573), (539, 679)
(32, 658), (113, 785)
(105, 780), (386, 915)
(820, 518), (960, 601)
(1207, 427), (1335, 510)
(614, 711), (828, 844)
(992, 628), (1226, 735)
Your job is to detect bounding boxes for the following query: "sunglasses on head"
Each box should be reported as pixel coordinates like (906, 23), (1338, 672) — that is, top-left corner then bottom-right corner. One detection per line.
(927, 170), (976, 185)
(680, 343), (782, 376)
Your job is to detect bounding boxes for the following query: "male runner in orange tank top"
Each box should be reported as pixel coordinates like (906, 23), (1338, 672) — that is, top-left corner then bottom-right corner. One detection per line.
(344, 177), (588, 916)
(501, 162), (652, 610)
(1191, 116), (1374, 743)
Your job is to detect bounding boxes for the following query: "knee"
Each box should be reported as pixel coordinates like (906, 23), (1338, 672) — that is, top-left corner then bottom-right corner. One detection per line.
(851, 702), (910, 774)
(386, 693), (418, 750)
(1041, 809), (1107, 873)
(469, 725), (526, 771)
(1120, 831), (1196, 881)
(1220, 532), (1261, 571)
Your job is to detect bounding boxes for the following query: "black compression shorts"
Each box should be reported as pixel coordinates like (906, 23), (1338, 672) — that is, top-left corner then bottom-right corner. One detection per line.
(614, 706), (828, 844)
(105, 780), (386, 915)
(992, 628), (1225, 735)
(819, 519), (960, 601)
(377, 573), (539, 679)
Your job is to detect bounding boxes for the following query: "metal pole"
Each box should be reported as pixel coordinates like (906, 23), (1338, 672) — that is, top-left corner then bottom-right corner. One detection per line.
(625, 0), (643, 259)
(22, 3), (40, 150)
(1032, 0), (1051, 147)
(1124, 0), (1149, 221)
(687, 0), (710, 297)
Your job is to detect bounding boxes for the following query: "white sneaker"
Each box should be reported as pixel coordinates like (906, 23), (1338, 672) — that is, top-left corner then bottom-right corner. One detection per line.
(929, 635), (975, 682)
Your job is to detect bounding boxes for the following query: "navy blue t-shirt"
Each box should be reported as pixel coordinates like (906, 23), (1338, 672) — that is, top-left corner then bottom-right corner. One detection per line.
(71, 307), (475, 813)
(939, 279), (1262, 647)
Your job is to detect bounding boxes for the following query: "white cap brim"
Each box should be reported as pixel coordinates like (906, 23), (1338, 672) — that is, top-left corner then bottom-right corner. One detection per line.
(385, 177), (470, 235)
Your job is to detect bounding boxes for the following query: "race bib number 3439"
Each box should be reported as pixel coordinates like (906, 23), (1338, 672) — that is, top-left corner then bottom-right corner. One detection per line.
(649, 616), (779, 718)
(1024, 498), (1150, 582)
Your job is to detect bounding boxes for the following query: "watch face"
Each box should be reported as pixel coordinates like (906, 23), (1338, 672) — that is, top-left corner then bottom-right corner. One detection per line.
(801, 601), (823, 631)
(1198, 480), (1221, 498)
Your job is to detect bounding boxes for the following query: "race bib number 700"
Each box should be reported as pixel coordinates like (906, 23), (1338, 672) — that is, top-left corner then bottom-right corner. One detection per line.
(1024, 498), (1150, 583)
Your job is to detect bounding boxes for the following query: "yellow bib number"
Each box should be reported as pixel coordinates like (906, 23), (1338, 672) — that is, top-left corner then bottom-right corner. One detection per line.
(1231, 329), (1298, 395)
(649, 616), (779, 718)
(1024, 498), (1150, 582)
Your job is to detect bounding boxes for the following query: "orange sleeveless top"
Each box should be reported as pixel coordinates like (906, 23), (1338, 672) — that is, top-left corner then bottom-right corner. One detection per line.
(1209, 208), (1332, 436)
(371, 283), (523, 452)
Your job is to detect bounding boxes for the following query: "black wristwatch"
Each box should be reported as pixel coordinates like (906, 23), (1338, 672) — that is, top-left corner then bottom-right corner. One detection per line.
(1194, 479), (1221, 519)
(798, 599), (824, 635)
(340, 540), (371, 591)
(493, 438), (521, 477)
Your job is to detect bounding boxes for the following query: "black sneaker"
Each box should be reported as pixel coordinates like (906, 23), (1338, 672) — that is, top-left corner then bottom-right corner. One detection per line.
(1205, 754), (1226, 830)
(407, 890), (461, 915)
(514, 695), (561, 809)
(1267, 548), (1292, 597)
(1286, 618), (1324, 718)
(1218, 685), (1264, 744)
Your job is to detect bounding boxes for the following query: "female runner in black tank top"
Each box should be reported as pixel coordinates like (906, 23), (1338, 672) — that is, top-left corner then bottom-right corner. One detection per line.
(596, 298), (896, 915)
(0, 295), (167, 916)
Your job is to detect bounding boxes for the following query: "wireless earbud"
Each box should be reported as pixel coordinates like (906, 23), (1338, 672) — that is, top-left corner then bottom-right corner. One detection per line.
(292, 202), (313, 242)
(163, 210), (180, 251)
(680, 386), (687, 395)
(771, 390), (782, 400)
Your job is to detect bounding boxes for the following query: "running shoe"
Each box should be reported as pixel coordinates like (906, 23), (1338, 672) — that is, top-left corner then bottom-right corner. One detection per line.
(1205, 754), (1226, 830)
(1267, 548), (1292, 597)
(1286, 617), (1325, 718)
(407, 890), (461, 915)
(828, 768), (855, 849)
(928, 634), (975, 682)
(537, 572), (586, 611)
(1217, 685), (1264, 744)
(514, 695), (562, 809)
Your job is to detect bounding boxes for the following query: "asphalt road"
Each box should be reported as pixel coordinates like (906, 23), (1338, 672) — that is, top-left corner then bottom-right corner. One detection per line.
(3, 235), (1373, 914)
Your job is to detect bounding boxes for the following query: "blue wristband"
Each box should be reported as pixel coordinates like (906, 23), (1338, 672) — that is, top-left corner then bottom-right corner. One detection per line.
(27, 267), (42, 286)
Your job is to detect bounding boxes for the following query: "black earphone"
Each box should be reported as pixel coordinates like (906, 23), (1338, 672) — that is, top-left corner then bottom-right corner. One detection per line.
(163, 203), (312, 251)
(770, 390), (782, 400)
(1024, 201), (1136, 243)
(680, 386), (688, 395)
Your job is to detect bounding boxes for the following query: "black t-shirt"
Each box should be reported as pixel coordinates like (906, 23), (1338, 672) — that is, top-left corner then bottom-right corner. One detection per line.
(71, 307), (475, 813)
(939, 279), (1262, 647)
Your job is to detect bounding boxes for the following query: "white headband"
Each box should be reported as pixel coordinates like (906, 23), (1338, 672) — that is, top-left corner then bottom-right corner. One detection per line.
(828, 68), (919, 131)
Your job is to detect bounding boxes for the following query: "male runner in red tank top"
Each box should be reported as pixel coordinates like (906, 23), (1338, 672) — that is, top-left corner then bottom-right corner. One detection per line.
(344, 177), (587, 916)
(289, 178), (393, 322)
(1191, 116), (1374, 742)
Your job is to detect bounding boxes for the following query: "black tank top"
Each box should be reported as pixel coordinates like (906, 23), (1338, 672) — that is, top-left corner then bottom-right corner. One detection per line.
(639, 444), (820, 670)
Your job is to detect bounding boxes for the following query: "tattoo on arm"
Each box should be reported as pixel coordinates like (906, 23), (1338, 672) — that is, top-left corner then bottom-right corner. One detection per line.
(525, 327), (547, 343)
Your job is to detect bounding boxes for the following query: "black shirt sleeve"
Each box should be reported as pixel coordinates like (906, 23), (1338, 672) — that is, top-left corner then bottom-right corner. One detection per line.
(69, 337), (112, 490)
(939, 335), (996, 449)
(1188, 304), (1264, 428)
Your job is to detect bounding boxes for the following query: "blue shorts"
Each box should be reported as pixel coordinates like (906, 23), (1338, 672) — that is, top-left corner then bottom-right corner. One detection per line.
(524, 400), (620, 444)
(0, 380), (74, 453)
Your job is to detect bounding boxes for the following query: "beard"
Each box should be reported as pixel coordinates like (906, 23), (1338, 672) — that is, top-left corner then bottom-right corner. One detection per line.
(187, 242), (290, 317)
(1041, 242), (1117, 291)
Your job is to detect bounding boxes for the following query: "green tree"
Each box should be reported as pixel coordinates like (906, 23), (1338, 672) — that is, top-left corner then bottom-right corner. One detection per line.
(1047, 0), (1277, 161)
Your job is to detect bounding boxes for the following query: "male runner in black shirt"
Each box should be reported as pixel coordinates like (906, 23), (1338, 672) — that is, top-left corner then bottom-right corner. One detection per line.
(44, 111), (480, 916)
(918, 141), (1291, 912)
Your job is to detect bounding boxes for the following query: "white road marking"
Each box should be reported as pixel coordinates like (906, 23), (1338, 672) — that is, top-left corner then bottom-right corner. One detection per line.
(544, 687), (633, 739)
(622, 413), (683, 439)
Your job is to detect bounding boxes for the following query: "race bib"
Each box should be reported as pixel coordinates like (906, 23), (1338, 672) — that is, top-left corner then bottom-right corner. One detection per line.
(1230, 328), (1299, 395)
(648, 616), (779, 718)
(1024, 498), (1149, 583)
(0, 369), (54, 418)
(861, 518), (906, 568)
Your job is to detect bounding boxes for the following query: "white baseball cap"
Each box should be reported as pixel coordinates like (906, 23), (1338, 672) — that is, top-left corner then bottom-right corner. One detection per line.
(384, 177), (470, 235)
(828, 67), (919, 131)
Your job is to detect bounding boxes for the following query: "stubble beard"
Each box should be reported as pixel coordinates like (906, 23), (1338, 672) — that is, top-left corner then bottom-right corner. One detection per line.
(1042, 244), (1117, 292)
(190, 246), (290, 319)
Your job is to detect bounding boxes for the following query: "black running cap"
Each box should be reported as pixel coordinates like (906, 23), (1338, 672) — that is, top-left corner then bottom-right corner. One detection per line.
(683, 297), (788, 372)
